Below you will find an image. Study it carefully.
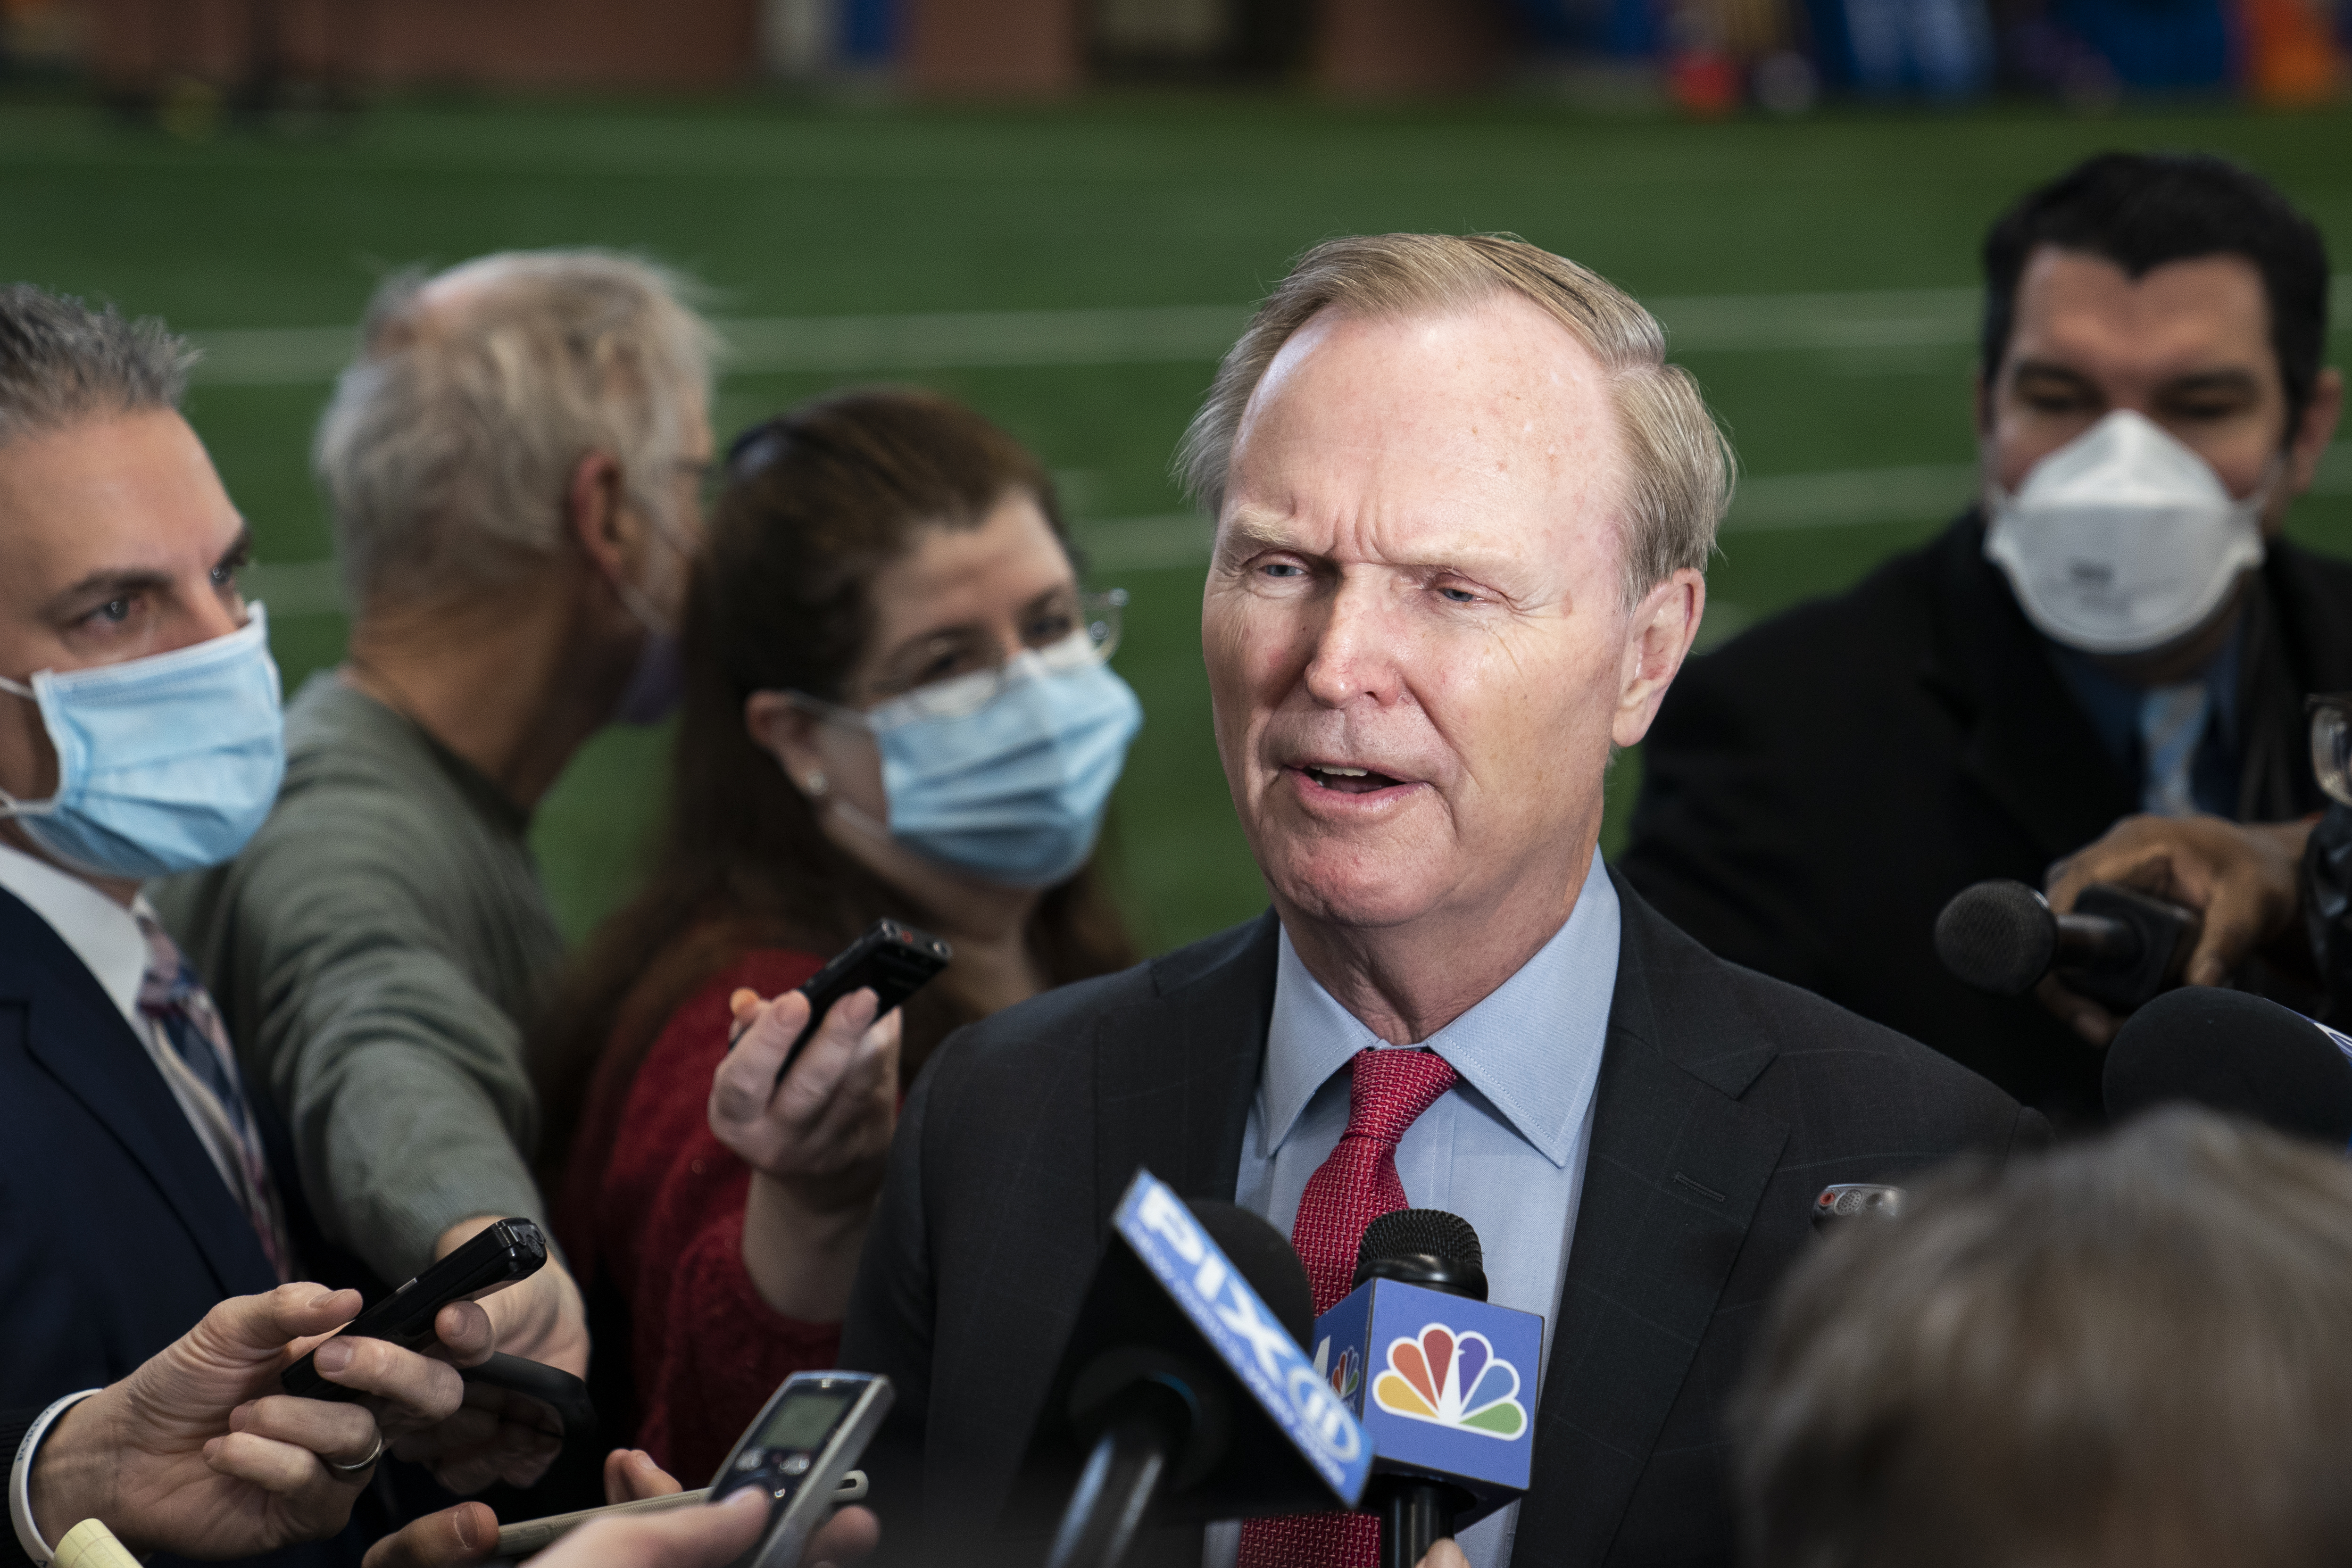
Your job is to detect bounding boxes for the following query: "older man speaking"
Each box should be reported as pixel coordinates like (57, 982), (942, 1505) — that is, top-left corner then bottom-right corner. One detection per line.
(840, 235), (2039, 1568)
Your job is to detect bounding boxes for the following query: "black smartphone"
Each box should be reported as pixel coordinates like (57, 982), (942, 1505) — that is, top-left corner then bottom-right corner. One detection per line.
(281, 1218), (548, 1402)
(771, 920), (952, 1090)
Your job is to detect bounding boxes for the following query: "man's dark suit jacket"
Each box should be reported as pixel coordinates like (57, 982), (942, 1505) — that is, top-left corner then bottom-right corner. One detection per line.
(1621, 516), (2352, 1124)
(0, 886), (352, 1568)
(839, 871), (2040, 1568)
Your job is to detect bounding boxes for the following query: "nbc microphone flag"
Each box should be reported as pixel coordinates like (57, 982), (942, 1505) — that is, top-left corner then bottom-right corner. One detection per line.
(1309, 1277), (1539, 1527)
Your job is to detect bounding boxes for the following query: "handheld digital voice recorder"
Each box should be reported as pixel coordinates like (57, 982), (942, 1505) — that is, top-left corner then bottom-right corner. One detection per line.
(707, 1371), (893, 1568)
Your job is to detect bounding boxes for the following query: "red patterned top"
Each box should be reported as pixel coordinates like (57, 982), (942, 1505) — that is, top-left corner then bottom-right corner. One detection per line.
(565, 948), (839, 1487)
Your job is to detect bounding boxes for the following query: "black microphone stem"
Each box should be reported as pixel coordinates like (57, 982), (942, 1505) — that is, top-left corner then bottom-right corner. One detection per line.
(1044, 1410), (1168, 1568)
(1380, 1479), (1454, 1568)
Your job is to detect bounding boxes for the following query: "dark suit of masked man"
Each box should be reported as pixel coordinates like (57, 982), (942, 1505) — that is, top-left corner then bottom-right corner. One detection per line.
(1621, 154), (2352, 1124)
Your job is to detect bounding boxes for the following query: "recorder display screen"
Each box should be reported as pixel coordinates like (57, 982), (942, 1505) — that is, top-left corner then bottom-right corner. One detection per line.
(758, 1390), (851, 1453)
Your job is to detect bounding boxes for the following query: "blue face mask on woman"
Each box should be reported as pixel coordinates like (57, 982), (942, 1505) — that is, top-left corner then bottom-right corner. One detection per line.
(812, 636), (1144, 888)
(0, 605), (287, 879)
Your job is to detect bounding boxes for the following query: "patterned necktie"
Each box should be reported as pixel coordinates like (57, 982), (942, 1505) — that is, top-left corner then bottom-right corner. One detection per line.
(1238, 1047), (1459, 1568)
(136, 915), (292, 1281)
(2140, 681), (2212, 818)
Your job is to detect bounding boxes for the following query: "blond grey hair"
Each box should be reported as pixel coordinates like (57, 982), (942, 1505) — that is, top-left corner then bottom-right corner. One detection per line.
(316, 249), (718, 612)
(0, 283), (191, 447)
(1175, 233), (1731, 607)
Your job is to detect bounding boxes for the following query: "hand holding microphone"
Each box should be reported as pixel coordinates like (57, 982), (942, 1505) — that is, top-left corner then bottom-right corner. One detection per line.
(1933, 877), (2201, 1026)
(2039, 815), (2310, 1043)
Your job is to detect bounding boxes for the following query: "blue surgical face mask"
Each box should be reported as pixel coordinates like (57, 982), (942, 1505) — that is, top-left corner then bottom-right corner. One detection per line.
(613, 624), (684, 726)
(0, 604), (287, 879)
(611, 503), (697, 727)
(811, 643), (1143, 888)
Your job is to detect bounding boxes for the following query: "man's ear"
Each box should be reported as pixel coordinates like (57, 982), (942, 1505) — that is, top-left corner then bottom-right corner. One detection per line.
(2287, 367), (2345, 497)
(565, 450), (631, 589)
(1612, 567), (1706, 750)
(1972, 361), (1994, 440)
(744, 690), (826, 796)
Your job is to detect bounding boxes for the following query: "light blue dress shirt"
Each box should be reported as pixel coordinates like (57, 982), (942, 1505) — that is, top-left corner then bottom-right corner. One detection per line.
(1203, 849), (1621, 1568)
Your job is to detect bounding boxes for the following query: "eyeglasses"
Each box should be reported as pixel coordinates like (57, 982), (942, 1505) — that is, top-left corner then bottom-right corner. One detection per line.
(801, 588), (1127, 725)
(2310, 694), (2352, 808)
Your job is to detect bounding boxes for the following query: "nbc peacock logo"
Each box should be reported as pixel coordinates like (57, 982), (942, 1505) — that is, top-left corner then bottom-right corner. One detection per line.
(1371, 1324), (1527, 1439)
(1328, 1344), (1361, 1401)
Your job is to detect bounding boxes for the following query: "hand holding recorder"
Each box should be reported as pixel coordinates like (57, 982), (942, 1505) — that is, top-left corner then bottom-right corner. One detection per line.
(280, 1218), (568, 1493)
(364, 1393), (884, 1568)
(709, 922), (947, 1321)
(19, 1282), (487, 1561)
(370, 1487), (875, 1568)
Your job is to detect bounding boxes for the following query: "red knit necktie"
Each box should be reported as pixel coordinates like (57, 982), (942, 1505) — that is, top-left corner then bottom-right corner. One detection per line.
(1238, 1046), (1458, 1568)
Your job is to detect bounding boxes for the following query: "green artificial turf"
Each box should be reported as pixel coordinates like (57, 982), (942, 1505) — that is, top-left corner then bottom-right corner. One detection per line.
(5, 91), (2347, 952)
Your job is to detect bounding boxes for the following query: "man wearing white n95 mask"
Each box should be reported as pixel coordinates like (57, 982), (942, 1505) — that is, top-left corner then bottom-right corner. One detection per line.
(158, 252), (719, 1393)
(1623, 152), (2349, 1126)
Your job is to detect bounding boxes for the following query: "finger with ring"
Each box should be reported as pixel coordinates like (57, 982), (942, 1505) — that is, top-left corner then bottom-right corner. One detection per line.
(329, 1431), (387, 1474)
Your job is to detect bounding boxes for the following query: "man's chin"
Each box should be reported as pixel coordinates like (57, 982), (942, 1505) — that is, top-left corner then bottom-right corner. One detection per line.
(1262, 858), (1450, 934)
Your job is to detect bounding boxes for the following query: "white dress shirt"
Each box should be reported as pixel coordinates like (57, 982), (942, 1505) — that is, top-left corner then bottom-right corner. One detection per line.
(1205, 848), (1621, 1568)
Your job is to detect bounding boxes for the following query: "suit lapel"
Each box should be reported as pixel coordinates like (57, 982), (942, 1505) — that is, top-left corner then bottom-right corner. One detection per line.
(1088, 897), (1789, 1565)
(1092, 912), (1279, 1231)
(1923, 517), (2137, 862)
(2264, 539), (2352, 695)
(1510, 879), (1789, 1568)
(2239, 545), (2352, 822)
(0, 888), (273, 1296)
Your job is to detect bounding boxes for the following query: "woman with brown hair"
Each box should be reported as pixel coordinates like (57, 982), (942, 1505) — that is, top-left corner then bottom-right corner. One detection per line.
(536, 386), (1141, 1484)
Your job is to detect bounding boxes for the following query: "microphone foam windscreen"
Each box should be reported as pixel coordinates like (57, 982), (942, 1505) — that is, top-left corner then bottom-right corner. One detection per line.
(1190, 1199), (1315, 1347)
(1934, 879), (2059, 996)
(1356, 1208), (1484, 1277)
(2104, 987), (2352, 1145)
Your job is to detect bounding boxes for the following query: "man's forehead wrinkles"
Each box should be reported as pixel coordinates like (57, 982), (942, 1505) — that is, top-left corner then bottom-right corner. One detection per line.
(1224, 507), (1539, 574)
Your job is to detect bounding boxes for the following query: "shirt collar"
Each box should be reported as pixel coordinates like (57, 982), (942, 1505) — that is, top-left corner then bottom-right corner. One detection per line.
(0, 839), (155, 1032)
(1259, 848), (1621, 1170)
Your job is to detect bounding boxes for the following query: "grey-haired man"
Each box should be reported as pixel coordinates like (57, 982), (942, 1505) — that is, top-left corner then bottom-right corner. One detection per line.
(162, 251), (715, 1384)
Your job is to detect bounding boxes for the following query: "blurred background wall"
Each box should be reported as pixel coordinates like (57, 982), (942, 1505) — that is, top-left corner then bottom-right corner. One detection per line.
(3, 0), (2342, 109)
(1, 0), (2344, 952)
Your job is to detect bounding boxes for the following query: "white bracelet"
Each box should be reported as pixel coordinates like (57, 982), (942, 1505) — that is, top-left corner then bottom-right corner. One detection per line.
(11, 1390), (103, 1566)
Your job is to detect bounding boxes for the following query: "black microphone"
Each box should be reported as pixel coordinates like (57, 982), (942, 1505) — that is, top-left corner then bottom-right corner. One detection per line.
(1934, 879), (2200, 1011)
(1009, 1173), (1368, 1568)
(2104, 986), (2352, 1145)
(1353, 1211), (1487, 1568)
(1307, 1210), (1538, 1568)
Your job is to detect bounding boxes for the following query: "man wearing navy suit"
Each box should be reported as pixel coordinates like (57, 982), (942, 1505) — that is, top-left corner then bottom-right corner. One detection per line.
(841, 236), (2043, 1568)
(0, 284), (517, 1568)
